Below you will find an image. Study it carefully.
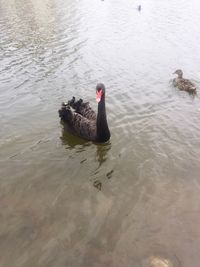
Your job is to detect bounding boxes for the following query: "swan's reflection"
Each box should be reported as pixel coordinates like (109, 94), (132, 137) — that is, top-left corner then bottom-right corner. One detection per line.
(95, 141), (111, 167)
(60, 126), (111, 164)
(60, 127), (89, 150)
(60, 127), (113, 190)
(93, 141), (112, 190)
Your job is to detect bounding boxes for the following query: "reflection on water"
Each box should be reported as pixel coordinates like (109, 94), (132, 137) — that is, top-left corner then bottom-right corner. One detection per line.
(60, 127), (112, 191)
(60, 128), (89, 149)
(1, 0), (200, 266)
(149, 256), (174, 267)
(95, 142), (111, 167)
(60, 127), (111, 165)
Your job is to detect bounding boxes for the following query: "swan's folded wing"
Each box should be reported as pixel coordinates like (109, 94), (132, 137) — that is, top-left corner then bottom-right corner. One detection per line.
(68, 97), (97, 121)
(70, 112), (97, 141)
(59, 106), (97, 141)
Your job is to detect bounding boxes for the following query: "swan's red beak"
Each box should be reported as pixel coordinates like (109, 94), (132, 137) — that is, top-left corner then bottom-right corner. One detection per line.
(96, 90), (102, 103)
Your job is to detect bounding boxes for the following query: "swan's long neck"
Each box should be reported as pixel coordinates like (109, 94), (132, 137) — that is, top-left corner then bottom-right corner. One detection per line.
(96, 96), (110, 142)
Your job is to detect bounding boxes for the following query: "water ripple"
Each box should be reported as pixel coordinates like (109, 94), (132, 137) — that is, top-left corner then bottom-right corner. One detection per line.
(1, 0), (200, 266)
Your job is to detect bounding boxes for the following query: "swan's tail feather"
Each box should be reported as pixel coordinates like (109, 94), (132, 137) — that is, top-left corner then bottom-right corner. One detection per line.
(67, 96), (75, 107)
(58, 104), (73, 123)
(68, 97), (83, 110)
(68, 97), (96, 121)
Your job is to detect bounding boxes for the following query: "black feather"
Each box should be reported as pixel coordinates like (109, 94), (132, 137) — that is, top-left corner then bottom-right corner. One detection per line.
(58, 83), (110, 143)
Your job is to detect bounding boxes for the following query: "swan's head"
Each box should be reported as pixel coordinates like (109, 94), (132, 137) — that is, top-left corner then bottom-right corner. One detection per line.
(173, 69), (183, 77)
(96, 83), (105, 103)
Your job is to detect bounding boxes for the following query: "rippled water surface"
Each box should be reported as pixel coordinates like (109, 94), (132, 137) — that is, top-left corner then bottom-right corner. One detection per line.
(1, 0), (200, 266)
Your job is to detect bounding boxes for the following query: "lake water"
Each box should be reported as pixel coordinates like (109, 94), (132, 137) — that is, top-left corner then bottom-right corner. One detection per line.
(1, 0), (200, 266)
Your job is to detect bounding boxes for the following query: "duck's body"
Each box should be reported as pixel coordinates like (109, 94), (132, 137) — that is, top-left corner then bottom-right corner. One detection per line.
(173, 69), (197, 94)
(58, 83), (110, 143)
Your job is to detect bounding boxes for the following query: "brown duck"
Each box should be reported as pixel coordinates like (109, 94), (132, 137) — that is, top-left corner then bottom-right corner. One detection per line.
(173, 69), (197, 94)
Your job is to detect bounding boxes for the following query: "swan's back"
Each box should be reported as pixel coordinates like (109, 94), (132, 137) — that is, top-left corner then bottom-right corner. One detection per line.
(68, 97), (96, 121)
(59, 104), (97, 141)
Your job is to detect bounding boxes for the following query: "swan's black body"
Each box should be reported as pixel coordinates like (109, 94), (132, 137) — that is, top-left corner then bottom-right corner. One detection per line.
(58, 83), (110, 143)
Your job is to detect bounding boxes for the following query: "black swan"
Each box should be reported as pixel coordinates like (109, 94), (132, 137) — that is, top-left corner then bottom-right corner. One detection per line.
(173, 69), (197, 94)
(58, 83), (110, 143)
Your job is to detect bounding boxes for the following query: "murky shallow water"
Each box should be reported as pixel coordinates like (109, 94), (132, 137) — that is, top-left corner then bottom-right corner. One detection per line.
(1, 0), (200, 266)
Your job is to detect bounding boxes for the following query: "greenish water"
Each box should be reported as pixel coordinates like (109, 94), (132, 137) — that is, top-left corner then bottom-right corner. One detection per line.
(1, 0), (200, 266)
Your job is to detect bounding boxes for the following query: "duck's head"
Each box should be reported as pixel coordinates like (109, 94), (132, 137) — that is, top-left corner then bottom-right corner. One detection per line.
(96, 83), (105, 103)
(173, 69), (183, 78)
